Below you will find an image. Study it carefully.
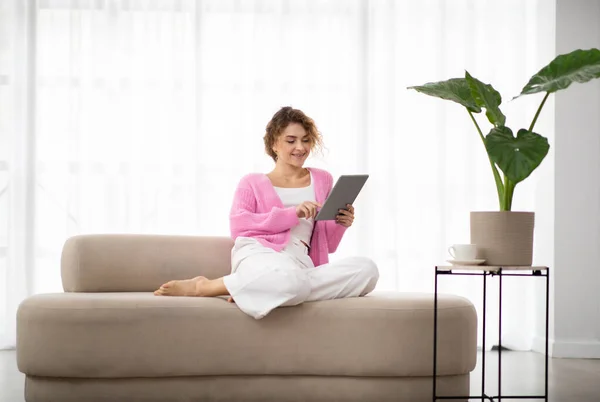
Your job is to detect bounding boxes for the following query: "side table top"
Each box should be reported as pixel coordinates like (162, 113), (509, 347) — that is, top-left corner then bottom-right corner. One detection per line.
(436, 265), (549, 272)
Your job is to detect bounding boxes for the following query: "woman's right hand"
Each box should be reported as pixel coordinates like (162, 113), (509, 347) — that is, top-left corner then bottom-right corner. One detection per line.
(296, 201), (322, 219)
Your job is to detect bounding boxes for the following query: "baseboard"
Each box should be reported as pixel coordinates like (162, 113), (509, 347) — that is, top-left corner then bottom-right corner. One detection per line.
(533, 336), (600, 358)
(531, 336), (554, 356)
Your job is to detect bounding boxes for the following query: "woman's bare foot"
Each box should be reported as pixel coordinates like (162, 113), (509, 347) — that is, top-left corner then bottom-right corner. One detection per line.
(154, 276), (230, 298)
(154, 276), (207, 297)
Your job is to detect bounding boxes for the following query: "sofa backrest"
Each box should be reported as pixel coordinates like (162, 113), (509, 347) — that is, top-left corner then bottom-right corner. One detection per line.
(61, 234), (234, 292)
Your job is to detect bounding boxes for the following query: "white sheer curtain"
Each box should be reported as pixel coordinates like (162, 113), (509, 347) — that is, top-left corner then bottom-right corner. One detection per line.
(0, 0), (555, 349)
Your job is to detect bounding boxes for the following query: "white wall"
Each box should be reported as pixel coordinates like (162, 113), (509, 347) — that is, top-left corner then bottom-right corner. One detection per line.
(530, 0), (557, 356)
(533, 0), (600, 358)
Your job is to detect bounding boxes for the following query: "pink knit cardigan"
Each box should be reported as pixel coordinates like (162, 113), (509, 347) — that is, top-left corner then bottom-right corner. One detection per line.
(229, 167), (347, 267)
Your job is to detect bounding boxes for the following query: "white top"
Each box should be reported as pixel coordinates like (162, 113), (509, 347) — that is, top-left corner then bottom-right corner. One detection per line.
(273, 177), (315, 247)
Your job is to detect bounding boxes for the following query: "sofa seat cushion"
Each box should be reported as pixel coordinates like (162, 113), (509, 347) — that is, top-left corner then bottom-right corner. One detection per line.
(17, 291), (476, 378)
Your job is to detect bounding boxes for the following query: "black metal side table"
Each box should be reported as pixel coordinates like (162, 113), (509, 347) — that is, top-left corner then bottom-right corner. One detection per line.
(433, 265), (550, 402)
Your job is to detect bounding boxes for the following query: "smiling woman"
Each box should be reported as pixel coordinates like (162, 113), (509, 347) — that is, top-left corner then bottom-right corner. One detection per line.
(154, 107), (379, 320)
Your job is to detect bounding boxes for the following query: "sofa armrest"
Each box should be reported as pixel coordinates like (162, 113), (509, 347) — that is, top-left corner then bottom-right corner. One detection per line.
(61, 234), (234, 292)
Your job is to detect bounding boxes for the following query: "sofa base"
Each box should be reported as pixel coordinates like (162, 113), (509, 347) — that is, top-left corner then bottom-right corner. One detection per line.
(25, 374), (469, 402)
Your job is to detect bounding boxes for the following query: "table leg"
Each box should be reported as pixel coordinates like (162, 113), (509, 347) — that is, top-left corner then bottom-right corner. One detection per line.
(498, 270), (503, 401)
(482, 272), (487, 401)
(545, 270), (550, 401)
(433, 269), (438, 402)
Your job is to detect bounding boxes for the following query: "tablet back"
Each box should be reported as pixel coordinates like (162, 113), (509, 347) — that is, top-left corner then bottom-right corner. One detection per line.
(315, 174), (369, 221)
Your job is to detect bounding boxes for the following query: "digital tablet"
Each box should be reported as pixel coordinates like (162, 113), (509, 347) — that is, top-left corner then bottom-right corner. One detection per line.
(315, 174), (369, 221)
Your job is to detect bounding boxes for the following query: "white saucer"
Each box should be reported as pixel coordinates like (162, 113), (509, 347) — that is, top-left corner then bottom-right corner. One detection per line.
(446, 259), (486, 266)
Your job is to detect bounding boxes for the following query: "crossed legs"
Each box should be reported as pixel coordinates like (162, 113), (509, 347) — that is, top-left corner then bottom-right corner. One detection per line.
(154, 251), (379, 319)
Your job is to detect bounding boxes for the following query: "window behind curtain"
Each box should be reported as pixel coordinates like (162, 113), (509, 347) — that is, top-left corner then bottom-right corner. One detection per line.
(32, 0), (365, 294)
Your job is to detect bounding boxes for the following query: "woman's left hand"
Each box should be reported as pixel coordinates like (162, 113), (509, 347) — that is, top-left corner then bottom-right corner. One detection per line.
(336, 204), (355, 227)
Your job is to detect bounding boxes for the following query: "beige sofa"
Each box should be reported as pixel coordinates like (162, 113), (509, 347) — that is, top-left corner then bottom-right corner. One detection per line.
(17, 234), (477, 402)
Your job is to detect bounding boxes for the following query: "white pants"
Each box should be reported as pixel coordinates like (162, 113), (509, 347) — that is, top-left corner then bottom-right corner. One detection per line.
(222, 237), (379, 319)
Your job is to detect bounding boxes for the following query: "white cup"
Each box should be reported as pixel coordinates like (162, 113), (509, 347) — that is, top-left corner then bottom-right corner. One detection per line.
(448, 244), (478, 261)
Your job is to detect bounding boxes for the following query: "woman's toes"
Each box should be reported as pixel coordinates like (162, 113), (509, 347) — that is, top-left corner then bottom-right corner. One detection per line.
(154, 284), (172, 295)
(153, 277), (207, 297)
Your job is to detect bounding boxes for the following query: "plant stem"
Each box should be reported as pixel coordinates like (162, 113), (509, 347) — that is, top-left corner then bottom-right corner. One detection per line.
(468, 110), (487, 143)
(468, 110), (505, 209)
(502, 175), (515, 211)
(528, 92), (550, 132)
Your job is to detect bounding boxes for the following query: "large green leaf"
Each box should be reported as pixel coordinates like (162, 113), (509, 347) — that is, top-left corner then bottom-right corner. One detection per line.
(407, 78), (481, 113)
(485, 127), (550, 183)
(517, 48), (600, 96)
(465, 71), (506, 127)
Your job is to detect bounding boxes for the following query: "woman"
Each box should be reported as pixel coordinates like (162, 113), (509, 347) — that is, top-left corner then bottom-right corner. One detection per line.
(155, 106), (379, 319)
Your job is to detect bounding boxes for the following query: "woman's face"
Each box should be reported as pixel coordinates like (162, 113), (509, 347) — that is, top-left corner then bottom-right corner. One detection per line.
(272, 123), (311, 167)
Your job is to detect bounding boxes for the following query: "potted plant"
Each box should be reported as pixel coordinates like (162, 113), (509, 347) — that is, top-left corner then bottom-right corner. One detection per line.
(408, 48), (600, 265)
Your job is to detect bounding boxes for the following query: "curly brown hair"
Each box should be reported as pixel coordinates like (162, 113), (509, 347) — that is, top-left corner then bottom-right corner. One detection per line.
(263, 106), (323, 162)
